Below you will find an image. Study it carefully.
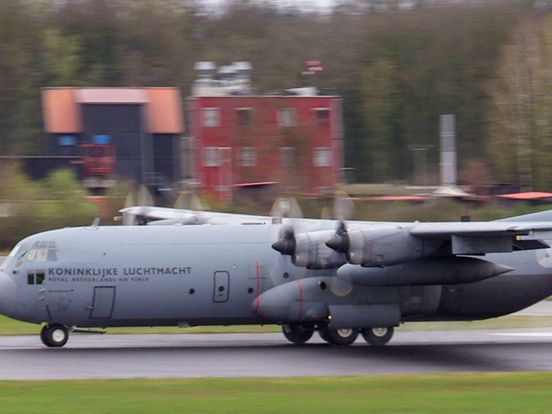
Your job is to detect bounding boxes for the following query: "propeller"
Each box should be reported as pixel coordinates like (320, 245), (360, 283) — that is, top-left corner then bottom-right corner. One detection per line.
(137, 185), (154, 206)
(122, 191), (137, 225)
(271, 225), (296, 255)
(270, 196), (303, 219)
(333, 191), (354, 221)
(120, 186), (154, 225)
(325, 221), (350, 254)
(174, 191), (205, 211)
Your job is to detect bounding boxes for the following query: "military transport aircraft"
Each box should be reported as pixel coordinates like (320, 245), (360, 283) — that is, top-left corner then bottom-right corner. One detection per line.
(2, 206), (552, 348)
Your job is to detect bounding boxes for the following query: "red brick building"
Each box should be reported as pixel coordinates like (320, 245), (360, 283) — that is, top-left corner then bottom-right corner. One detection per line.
(187, 91), (344, 201)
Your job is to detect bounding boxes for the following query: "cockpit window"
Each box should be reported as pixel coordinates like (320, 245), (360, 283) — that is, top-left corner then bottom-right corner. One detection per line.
(47, 242), (58, 261)
(36, 242), (48, 262)
(26, 243), (38, 262)
(8, 244), (22, 258)
(25, 241), (57, 262)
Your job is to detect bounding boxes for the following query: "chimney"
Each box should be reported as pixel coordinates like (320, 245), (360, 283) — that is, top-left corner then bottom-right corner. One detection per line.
(440, 114), (456, 187)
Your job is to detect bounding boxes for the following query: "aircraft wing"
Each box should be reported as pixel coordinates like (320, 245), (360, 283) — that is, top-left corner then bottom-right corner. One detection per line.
(118, 206), (341, 228)
(119, 206), (274, 225)
(120, 206), (552, 269)
(409, 221), (552, 239)
(407, 221), (552, 255)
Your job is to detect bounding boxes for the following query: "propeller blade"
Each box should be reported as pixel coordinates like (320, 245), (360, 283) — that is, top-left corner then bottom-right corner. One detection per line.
(333, 191), (354, 221)
(326, 221), (350, 253)
(270, 197), (303, 219)
(271, 226), (296, 255)
(137, 185), (154, 206)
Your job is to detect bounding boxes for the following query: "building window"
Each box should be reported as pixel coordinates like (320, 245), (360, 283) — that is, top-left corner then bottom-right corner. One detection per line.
(203, 147), (220, 167)
(278, 108), (296, 127)
(280, 147), (295, 167)
(313, 147), (332, 167)
(237, 108), (252, 127)
(314, 108), (330, 126)
(202, 107), (220, 127)
(93, 134), (111, 144)
(238, 147), (256, 167)
(58, 135), (76, 146)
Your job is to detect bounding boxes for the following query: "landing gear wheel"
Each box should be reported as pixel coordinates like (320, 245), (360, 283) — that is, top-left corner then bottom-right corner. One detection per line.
(282, 324), (314, 344)
(40, 324), (69, 348)
(318, 328), (358, 346)
(361, 327), (394, 346)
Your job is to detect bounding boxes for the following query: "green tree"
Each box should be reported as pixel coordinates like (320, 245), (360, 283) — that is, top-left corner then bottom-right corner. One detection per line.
(43, 29), (82, 86)
(487, 14), (552, 190)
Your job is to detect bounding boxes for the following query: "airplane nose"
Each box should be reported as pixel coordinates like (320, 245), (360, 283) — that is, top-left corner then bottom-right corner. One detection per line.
(0, 271), (17, 318)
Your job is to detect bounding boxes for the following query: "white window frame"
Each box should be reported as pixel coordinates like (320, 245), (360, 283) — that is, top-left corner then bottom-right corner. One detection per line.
(313, 147), (332, 167)
(280, 146), (295, 167)
(238, 146), (257, 167)
(278, 107), (296, 127)
(203, 147), (220, 167)
(236, 107), (253, 127)
(314, 107), (330, 126)
(202, 107), (220, 127)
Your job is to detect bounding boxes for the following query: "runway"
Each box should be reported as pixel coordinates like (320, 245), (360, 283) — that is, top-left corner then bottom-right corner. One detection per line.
(0, 328), (551, 380)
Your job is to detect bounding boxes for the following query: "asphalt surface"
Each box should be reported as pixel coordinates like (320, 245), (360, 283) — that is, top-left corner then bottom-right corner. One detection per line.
(0, 328), (551, 380)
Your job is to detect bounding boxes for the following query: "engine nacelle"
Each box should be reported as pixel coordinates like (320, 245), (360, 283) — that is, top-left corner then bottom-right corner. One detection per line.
(337, 256), (513, 286)
(272, 229), (347, 269)
(346, 226), (437, 267)
(293, 230), (347, 269)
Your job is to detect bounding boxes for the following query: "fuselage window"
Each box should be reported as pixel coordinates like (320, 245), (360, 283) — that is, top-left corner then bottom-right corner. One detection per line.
(27, 270), (46, 285)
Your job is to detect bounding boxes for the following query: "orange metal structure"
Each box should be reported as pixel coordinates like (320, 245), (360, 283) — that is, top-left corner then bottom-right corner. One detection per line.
(79, 144), (116, 177)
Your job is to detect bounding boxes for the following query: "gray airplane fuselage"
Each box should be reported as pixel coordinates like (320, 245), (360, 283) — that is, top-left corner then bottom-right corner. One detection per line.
(1, 224), (552, 329)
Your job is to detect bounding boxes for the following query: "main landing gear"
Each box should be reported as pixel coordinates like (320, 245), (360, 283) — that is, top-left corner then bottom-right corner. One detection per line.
(282, 324), (314, 344)
(281, 324), (395, 346)
(361, 327), (394, 346)
(318, 328), (358, 346)
(40, 324), (69, 348)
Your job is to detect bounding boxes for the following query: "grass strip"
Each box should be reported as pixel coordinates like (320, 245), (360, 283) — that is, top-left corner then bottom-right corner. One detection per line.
(0, 373), (551, 413)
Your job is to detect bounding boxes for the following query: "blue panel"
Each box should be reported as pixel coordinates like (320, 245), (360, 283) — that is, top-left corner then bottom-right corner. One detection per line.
(58, 135), (76, 146)
(93, 134), (111, 144)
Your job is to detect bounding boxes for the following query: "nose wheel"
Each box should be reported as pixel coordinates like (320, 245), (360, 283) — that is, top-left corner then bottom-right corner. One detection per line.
(40, 324), (69, 348)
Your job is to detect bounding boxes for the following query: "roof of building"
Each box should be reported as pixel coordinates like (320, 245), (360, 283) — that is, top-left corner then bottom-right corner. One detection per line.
(146, 88), (183, 134)
(76, 88), (148, 104)
(42, 87), (183, 134)
(42, 88), (81, 133)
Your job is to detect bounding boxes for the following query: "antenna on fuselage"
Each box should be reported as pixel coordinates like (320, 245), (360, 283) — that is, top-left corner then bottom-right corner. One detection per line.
(91, 217), (101, 227)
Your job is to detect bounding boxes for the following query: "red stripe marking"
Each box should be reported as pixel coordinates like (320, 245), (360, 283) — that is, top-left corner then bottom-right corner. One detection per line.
(297, 280), (303, 320)
(255, 261), (261, 314)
